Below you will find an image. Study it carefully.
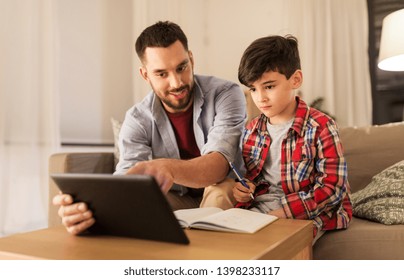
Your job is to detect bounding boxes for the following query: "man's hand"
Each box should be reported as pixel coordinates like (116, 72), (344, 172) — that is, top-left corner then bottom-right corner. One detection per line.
(126, 159), (175, 193)
(126, 153), (229, 192)
(233, 180), (256, 203)
(52, 193), (95, 235)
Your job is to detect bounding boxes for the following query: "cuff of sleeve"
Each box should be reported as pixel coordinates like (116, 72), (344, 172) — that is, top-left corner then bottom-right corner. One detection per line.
(280, 194), (310, 219)
(280, 197), (293, 218)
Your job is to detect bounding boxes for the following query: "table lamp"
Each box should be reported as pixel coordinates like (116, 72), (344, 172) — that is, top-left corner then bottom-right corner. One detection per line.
(378, 8), (404, 71)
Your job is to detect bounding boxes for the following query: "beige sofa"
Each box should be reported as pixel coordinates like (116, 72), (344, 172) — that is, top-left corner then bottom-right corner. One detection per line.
(313, 121), (404, 259)
(48, 121), (404, 260)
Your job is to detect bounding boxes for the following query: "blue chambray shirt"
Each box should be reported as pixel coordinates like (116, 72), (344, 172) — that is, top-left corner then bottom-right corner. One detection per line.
(114, 75), (246, 193)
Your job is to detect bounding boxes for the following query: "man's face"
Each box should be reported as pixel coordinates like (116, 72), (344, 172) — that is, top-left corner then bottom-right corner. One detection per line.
(247, 70), (302, 124)
(139, 40), (195, 113)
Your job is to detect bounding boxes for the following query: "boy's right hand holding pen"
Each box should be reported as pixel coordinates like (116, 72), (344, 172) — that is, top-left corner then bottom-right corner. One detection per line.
(229, 162), (256, 203)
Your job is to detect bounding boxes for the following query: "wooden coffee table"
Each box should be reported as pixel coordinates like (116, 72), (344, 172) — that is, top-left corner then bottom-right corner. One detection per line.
(0, 219), (312, 260)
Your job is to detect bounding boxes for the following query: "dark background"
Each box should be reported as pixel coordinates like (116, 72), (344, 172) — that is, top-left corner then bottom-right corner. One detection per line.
(368, 0), (404, 124)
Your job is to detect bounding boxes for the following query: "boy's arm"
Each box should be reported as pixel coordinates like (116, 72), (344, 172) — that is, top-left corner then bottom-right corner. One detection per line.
(280, 120), (349, 220)
(268, 208), (287, 218)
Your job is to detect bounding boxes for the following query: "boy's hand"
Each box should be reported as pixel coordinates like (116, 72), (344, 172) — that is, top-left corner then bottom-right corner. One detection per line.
(233, 180), (256, 203)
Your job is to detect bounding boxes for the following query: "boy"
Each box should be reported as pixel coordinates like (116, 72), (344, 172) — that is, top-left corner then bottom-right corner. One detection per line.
(234, 35), (352, 242)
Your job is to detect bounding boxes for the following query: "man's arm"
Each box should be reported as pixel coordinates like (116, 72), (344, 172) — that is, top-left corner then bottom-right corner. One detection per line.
(114, 105), (154, 175)
(198, 80), (246, 166)
(126, 151), (229, 193)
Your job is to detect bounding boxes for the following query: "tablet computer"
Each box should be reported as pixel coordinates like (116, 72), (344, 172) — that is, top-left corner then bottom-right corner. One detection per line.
(50, 173), (189, 244)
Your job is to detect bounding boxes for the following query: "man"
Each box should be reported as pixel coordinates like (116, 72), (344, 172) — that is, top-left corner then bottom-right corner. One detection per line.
(53, 21), (246, 235)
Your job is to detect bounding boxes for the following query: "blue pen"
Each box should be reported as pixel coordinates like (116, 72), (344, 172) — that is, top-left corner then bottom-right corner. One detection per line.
(229, 162), (254, 200)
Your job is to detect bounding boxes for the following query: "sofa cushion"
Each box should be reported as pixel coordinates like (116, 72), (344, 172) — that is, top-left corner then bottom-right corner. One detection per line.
(339, 121), (404, 193)
(313, 217), (404, 259)
(350, 160), (404, 225)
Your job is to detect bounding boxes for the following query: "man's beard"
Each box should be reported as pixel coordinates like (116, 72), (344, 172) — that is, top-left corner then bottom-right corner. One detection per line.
(153, 83), (194, 112)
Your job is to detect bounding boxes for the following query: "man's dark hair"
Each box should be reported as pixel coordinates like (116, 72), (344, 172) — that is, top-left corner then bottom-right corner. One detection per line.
(238, 35), (301, 86)
(135, 21), (188, 63)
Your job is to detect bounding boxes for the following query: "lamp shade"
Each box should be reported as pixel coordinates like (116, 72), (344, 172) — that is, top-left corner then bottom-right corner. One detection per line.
(378, 9), (404, 71)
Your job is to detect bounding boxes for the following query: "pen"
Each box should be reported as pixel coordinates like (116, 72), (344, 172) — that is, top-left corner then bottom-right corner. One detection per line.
(228, 162), (254, 201)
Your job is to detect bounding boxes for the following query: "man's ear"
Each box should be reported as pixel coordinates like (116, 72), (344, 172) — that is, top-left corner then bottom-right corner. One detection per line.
(139, 66), (149, 82)
(291, 70), (303, 89)
(188, 50), (195, 70)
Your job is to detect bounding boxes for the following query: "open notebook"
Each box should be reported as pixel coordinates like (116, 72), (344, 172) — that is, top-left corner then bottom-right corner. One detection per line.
(174, 207), (278, 233)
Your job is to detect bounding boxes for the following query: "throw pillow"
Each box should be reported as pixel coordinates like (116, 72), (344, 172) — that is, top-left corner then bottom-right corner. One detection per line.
(110, 118), (122, 166)
(351, 159), (404, 225)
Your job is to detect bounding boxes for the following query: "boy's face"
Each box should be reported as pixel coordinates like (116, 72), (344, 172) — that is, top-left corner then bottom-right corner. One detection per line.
(247, 70), (302, 125)
(139, 40), (195, 113)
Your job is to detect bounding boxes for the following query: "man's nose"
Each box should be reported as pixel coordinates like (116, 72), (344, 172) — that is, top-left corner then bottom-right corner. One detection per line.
(169, 73), (182, 90)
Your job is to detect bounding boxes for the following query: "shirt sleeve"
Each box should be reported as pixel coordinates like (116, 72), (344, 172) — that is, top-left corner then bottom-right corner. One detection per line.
(281, 120), (349, 220)
(113, 108), (152, 175)
(201, 82), (247, 165)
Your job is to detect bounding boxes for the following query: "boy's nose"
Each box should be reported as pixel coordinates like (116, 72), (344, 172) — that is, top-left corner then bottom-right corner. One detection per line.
(257, 90), (268, 102)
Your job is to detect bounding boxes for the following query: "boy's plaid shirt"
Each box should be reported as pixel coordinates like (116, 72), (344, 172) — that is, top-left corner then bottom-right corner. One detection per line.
(238, 97), (352, 236)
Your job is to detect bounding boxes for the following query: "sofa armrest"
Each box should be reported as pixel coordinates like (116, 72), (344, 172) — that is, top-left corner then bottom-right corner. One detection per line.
(48, 152), (115, 227)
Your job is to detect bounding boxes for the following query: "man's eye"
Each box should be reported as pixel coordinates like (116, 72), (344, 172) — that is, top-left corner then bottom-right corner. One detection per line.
(157, 72), (167, 78)
(177, 64), (187, 72)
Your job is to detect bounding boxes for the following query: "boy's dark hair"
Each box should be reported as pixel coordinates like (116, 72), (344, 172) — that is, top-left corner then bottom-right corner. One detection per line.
(135, 21), (188, 63)
(238, 35), (301, 86)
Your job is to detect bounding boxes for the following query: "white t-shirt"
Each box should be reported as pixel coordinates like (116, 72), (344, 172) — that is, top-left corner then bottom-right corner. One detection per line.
(249, 118), (293, 214)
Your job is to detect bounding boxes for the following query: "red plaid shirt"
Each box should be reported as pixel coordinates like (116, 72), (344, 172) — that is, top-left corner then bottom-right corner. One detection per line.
(238, 97), (352, 236)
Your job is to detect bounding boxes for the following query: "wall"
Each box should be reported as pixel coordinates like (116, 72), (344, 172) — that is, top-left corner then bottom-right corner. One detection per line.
(59, 0), (371, 145)
(131, 0), (288, 103)
(58, 0), (134, 145)
(59, 0), (276, 145)
(131, 0), (371, 127)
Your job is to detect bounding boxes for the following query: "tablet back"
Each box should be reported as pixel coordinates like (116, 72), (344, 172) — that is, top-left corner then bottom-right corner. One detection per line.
(51, 173), (189, 244)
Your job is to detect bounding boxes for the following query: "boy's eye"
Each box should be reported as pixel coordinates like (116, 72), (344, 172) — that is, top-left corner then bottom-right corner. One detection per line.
(248, 88), (256, 93)
(265, 85), (274, 90)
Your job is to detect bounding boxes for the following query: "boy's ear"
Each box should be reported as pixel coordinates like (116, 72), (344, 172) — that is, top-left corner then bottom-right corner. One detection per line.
(290, 70), (303, 89)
